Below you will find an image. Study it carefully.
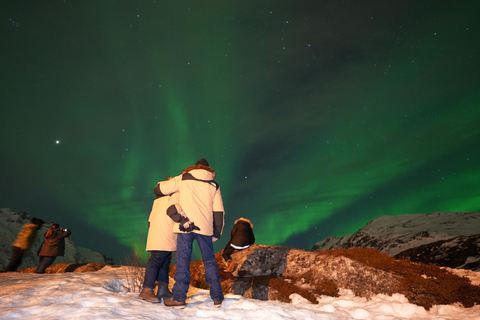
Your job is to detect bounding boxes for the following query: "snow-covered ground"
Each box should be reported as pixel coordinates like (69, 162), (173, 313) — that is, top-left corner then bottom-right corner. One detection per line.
(313, 212), (480, 256)
(1, 266), (479, 320)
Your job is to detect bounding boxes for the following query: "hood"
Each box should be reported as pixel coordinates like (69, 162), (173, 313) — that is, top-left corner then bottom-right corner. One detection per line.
(182, 164), (216, 179)
(235, 217), (253, 229)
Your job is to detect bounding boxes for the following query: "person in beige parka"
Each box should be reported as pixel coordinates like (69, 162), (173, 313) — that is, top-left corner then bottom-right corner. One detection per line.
(2, 217), (44, 272)
(138, 179), (180, 303)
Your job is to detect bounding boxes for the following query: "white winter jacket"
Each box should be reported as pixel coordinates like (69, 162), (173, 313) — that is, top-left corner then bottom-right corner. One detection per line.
(145, 193), (178, 252)
(154, 165), (225, 238)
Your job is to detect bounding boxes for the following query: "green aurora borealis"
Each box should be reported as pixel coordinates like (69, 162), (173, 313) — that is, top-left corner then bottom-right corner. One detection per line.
(1, 1), (480, 262)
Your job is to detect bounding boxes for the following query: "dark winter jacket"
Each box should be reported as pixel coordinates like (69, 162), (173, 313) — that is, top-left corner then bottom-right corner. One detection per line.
(229, 218), (255, 248)
(38, 228), (71, 257)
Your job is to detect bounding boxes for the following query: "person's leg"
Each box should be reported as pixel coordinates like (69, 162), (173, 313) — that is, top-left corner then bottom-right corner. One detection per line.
(138, 251), (162, 302)
(171, 233), (194, 302)
(156, 251), (172, 284)
(35, 256), (56, 273)
(143, 251), (162, 289)
(4, 246), (25, 271)
(222, 242), (235, 262)
(195, 234), (224, 303)
(155, 251), (173, 299)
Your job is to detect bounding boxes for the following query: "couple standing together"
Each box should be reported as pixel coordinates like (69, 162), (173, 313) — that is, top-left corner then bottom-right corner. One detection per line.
(140, 158), (225, 309)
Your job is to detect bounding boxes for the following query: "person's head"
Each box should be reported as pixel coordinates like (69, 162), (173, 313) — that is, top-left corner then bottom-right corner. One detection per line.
(31, 218), (45, 226)
(51, 223), (60, 230)
(195, 158), (209, 167)
(235, 217), (254, 229)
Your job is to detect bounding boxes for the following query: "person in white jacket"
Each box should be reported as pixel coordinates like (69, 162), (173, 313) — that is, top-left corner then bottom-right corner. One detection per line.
(138, 178), (180, 303)
(154, 158), (225, 309)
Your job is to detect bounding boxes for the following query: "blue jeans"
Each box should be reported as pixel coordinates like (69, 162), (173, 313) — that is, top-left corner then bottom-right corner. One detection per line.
(143, 251), (172, 289)
(35, 256), (57, 273)
(173, 233), (223, 302)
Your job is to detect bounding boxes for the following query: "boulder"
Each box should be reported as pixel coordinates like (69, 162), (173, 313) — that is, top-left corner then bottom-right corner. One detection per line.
(171, 245), (400, 303)
(170, 245), (480, 309)
(18, 262), (106, 273)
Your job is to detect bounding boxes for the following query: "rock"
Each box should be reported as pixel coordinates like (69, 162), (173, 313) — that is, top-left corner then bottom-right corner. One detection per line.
(170, 245), (480, 309)
(171, 245), (401, 302)
(394, 234), (480, 271)
(311, 212), (480, 271)
(18, 262), (106, 273)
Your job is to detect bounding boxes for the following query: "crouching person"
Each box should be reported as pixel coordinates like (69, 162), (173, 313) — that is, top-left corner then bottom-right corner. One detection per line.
(222, 218), (255, 262)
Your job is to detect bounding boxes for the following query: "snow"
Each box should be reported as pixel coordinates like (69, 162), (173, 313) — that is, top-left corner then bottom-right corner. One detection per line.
(1, 266), (480, 320)
(313, 212), (480, 256)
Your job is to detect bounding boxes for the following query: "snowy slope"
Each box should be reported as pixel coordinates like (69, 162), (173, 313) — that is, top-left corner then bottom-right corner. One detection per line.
(312, 212), (480, 269)
(1, 266), (480, 319)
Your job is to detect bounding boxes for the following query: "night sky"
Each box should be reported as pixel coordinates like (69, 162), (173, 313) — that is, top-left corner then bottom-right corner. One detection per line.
(1, 1), (479, 263)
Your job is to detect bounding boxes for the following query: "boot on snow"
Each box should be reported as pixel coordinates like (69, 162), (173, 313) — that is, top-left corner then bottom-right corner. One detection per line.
(156, 282), (173, 300)
(137, 288), (161, 303)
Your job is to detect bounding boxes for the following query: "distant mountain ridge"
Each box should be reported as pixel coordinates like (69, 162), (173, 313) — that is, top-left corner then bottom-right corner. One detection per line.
(0, 208), (107, 270)
(312, 212), (480, 271)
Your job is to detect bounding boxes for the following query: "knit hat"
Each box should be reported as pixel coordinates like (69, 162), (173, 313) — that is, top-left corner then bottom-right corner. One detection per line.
(196, 158), (209, 166)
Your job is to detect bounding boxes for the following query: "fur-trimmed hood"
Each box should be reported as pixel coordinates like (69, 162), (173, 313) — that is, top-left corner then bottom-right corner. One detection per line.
(182, 164), (216, 179)
(235, 217), (253, 229)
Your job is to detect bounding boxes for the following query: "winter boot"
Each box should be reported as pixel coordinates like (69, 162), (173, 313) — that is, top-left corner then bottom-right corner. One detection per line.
(163, 297), (186, 309)
(156, 282), (173, 300)
(137, 288), (161, 303)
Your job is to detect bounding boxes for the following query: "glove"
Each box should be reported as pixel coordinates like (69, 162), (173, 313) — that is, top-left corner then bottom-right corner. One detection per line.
(179, 222), (201, 232)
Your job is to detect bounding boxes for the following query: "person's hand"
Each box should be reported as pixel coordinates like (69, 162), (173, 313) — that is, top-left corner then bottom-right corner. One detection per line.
(179, 221), (200, 232)
(212, 237), (218, 243)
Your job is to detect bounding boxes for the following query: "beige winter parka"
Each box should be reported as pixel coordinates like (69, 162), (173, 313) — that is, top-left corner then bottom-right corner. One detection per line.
(154, 165), (225, 239)
(145, 193), (178, 252)
(12, 222), (41, 250)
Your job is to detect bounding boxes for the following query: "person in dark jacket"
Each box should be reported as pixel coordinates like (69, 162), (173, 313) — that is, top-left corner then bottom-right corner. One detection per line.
(2, 217), (44, 272)
(35, 224), (71, 273)
(222, 217), (255, 262)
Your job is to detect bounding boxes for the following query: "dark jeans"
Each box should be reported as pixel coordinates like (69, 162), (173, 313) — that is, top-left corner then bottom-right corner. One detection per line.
(173, 233), (223, 302)
(35, 256), (57, 273)
(143, 251), (172, 289)
(4, 246), (26, 271)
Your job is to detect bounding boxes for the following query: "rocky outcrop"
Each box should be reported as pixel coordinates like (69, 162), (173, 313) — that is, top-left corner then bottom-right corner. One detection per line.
(171, 245), (399, 302)
(394, 234), (480, 271)
(222, 245), (400, 301)
(311, 212), (480, 271)
(17, 262), (107, 273)
(170, 244), (480, 310)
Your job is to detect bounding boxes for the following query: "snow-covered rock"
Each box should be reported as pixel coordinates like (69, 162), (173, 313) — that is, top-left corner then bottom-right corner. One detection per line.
(394, 234), (480, 271)
(0, 208), (106, 270)
(311, 212), (480, 270)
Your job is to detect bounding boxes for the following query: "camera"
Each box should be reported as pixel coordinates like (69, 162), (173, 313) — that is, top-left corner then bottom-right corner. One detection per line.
(62, 228), (67, 232)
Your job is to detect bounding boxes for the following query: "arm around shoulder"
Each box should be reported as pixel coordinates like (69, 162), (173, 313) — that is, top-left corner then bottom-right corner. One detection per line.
(154, 175), (181, 196)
